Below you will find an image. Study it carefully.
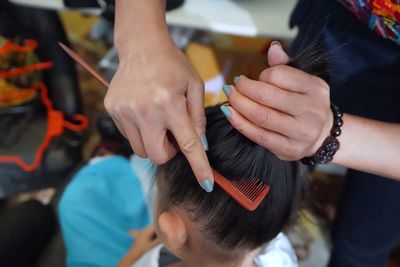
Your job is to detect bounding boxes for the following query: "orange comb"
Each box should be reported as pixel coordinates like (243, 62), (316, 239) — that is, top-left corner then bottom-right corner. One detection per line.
(213, 170), (270, 211)
(59, 43), (270, 211)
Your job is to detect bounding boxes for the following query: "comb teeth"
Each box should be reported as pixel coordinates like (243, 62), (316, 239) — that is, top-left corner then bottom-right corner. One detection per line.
(212, 170), (270, 211)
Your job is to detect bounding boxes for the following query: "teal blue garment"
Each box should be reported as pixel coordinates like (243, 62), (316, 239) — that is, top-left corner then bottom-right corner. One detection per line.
(59, 156), (152, 267)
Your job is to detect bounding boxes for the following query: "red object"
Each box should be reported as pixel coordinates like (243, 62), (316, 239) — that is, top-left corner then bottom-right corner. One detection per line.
(0, 62), (53, 78)
(0, 39), (38, 56)
(58, 43), (270, 211)
(213, 169), (270, 211)
(0, 83), (89, 172)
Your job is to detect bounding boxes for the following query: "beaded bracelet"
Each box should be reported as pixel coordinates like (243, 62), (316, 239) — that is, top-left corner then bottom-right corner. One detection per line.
(301, 104), (343, 166)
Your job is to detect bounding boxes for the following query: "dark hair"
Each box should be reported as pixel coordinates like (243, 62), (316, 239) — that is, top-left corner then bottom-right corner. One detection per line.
(157, 46), (326, 255)
(157, 107), (306, 254)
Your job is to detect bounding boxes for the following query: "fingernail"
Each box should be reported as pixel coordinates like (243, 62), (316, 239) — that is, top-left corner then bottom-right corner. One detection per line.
(201, 134), (209, 151)
(202, 179), (214, 193)
(270, 41), (282, 47)
(233, 76), (241, 85)
(220, 105), (232, 119)
(222, 84), (231, 97)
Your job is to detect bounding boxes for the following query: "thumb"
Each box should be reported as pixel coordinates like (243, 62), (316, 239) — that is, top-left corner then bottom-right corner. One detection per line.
(267, 41), (290, 66)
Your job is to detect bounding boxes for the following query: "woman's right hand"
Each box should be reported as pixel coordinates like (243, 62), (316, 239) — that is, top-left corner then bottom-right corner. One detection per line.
(104, 39), (214, 192)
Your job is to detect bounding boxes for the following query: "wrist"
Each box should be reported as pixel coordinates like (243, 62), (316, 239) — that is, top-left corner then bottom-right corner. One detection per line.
(115, 33), (176, 65)
(311, 107), (334, 155)
(114, 0), (171, 56)
(302, 104), (343, 166)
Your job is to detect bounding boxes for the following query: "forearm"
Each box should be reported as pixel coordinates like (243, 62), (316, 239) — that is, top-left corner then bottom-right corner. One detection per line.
(333, 114), (400, 179)
(114, 0), (174, 58)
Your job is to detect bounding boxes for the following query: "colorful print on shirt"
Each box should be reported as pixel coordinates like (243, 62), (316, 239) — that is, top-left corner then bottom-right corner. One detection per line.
(338, 0), (400, 44)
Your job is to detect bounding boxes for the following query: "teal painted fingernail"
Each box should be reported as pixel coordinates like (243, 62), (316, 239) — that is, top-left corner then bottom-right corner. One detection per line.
(202, 179), (214, 193)
(201, 134), (209, 151)
(233, 76), (241, 85)
(222, 85), (231, 96)
(220, 105), (232, 119)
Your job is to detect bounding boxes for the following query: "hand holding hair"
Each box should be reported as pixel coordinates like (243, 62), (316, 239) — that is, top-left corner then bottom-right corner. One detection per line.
(224, 41), (400, 180)
(223, 42), (332, 161)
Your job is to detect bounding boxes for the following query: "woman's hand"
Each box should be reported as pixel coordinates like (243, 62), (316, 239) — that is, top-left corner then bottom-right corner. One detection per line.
(223, 42), (332, 160)
(106, 0), (214, 192)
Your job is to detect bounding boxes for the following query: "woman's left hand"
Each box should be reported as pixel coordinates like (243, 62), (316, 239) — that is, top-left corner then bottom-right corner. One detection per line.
(223, 42), (332, 160)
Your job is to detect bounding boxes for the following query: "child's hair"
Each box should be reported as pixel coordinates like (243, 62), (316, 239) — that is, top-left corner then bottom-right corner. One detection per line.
(157, 105), (306, 255)
(156, 44), (327, 257)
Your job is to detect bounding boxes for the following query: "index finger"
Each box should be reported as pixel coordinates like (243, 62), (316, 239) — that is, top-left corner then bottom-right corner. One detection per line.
(167, 108), (214, 193)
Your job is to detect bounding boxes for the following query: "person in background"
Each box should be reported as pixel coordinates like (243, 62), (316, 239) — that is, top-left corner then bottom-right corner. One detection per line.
(104, 0), (400, 266)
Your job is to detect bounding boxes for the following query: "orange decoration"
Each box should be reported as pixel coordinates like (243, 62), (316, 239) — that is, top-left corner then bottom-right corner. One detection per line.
(0, 61), (53, 78)
(0, 83), (89, 172)
(0, 39), (38, 56)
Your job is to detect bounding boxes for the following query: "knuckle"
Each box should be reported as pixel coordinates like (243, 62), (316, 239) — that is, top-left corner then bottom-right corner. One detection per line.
(233, 122), (246, 135)
(303, 128), (317, 143)
(103, 94), (114, 113)
(268, 65), (285, 83)
(152, 90), (174, 109)
(127, 100), (138, 112)
(194, 79), (205, 90)
(253, 108), (270, 127)
(287, 145), (301, 158)
(181, 136), (201, 154)
(193, 114), (207, 128)
(260, 85), (276, 104)
(134, 151), (147, 158)
(311, 77), (330, 93)
(150, 153), (169, 165)
(276, 153), (290, 161)
(257, 132), (270, 148)
(259, 68), (270, 82)
(310, 105), (327, 124)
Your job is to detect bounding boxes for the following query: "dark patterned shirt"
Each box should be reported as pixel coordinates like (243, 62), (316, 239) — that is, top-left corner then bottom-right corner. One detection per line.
(338, 0), (400, 44)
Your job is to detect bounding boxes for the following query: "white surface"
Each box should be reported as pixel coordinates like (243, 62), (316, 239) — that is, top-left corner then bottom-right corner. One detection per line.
(9, 0), (65, 10)
(166, 0), (298, 38)
(9, 0), (101, 13)
(10, 0), (298, 39)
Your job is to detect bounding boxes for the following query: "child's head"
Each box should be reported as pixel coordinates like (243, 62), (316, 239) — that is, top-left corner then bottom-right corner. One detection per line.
(154, 105), (306, 267)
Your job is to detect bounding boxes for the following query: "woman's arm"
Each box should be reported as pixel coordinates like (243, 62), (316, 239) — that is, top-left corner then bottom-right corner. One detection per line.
(224, 42), (400, 180)
(333, 114), (400, 179)
(105, 0), (214, 192)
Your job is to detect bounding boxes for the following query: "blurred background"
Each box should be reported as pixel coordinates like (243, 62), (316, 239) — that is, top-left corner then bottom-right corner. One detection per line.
(0, 0), (399, 266)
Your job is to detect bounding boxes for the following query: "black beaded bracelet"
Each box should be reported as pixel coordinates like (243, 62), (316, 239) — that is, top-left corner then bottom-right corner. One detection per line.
(301, 104), (343, 166)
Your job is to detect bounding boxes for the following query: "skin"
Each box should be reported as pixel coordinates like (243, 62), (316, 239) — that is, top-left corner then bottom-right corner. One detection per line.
(156, 208), (259, 267)
(106, 0), (213, 192)
(108, 0), (400, 187)
(118, 183), (260, 267)
(224, 43), (400, 180)
(117, 225), (161, 267)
